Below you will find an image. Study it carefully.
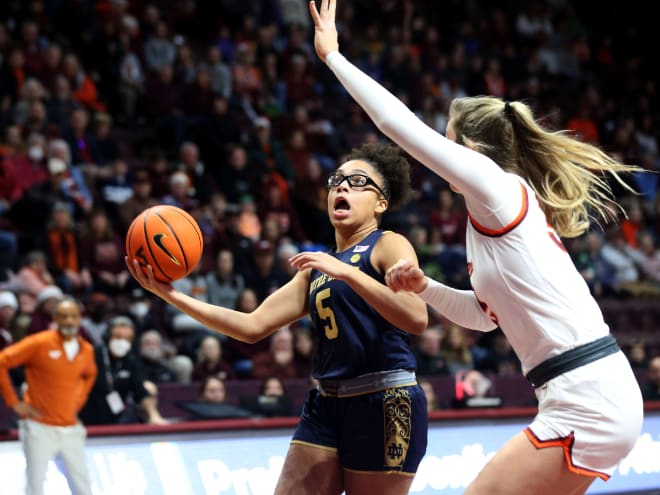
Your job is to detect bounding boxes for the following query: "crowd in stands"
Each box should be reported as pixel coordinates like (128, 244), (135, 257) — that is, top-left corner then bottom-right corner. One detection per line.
(0, 0), (659, 423)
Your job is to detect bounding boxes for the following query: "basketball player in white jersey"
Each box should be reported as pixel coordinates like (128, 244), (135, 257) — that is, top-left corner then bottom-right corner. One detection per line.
(309, 1), (644, 494)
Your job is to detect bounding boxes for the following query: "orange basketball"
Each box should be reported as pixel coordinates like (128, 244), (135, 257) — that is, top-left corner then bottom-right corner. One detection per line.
(125, 205), (203, 283)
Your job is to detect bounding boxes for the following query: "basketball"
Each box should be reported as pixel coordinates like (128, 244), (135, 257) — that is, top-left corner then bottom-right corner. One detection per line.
(125, 205), (203, 283)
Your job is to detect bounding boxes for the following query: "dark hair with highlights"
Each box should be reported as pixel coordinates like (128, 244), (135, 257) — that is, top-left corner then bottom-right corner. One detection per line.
(342, 142), (412, 210)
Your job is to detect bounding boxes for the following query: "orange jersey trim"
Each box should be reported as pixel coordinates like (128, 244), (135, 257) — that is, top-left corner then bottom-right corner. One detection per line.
(524, 427), (610, 481)
(468, 183), (529, 237)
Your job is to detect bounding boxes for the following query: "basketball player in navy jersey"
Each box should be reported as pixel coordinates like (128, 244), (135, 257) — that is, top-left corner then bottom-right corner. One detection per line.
(127, 141), (430, 495)
(309, 1), (643, 494)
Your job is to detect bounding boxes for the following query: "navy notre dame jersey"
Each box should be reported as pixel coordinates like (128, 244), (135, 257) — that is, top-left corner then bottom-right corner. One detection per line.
(308, 229), (417, 380)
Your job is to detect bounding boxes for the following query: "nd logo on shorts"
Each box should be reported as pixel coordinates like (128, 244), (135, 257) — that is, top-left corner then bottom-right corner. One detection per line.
(383, 388), (412, 469)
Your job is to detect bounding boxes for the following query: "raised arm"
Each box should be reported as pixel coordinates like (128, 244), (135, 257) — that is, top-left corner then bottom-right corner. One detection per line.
(309, 0), (520, 225)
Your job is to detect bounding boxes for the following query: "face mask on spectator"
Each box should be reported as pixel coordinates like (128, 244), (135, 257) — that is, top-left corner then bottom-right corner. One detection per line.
(129, 302), (149, 319)
(109, 338), (131, 358)
(28, 146), (44, 162)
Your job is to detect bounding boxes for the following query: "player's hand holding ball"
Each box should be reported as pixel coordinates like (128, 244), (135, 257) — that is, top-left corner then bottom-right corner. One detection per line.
(125, 205), (203, 294)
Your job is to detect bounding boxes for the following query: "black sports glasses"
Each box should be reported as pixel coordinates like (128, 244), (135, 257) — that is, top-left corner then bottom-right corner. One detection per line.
(327, 173), (389, 199)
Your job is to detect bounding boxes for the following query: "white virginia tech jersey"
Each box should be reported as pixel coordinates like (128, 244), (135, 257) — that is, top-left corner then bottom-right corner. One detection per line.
(465, 180), (609, 374)
(324, 52), (612, 375)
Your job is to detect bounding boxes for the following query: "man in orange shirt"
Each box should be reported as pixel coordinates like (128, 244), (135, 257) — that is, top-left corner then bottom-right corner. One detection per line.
(0, 296), (97, 495)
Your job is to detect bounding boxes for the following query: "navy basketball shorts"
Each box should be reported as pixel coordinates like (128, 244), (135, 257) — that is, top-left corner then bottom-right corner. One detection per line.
(291, 384), (428, 474)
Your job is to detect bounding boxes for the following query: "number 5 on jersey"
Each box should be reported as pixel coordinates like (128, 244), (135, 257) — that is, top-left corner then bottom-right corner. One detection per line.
(315, 288), (339, 339)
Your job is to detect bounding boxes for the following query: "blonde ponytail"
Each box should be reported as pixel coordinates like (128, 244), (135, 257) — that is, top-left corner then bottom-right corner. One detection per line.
(449, 96), (641, 237)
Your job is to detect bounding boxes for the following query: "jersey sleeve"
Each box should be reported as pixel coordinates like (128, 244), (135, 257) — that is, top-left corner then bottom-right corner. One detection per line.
(419, 278), (498, 332)
(325, 51), (523, 228)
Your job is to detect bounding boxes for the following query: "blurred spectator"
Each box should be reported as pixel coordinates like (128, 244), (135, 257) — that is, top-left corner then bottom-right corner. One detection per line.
(292, 323), (315, 379)
(194, 95), (242, 161)
(223, 288), (269, 376)
(236, 194), (262, 241)
(418, 377), (439, 413)
(143, 64), (185, 149)
(581, 231), (618, 296)
(89, 112), (120, 171)
(13, 251), (56, 311)
(176, 375), (253, 420)
(174, 141), (216, 205)
(601, 226), (660, 297)
(641, 356), (660, 401)
(116, 168), (159, 235)
(246, 239), (287, 302)
(290, 156), (333, 245)
(205, 248), (245, 310)
(143, 21), (176, 73)
(275, 241), (300, 284)
(0, 291), (18, 350)
(477, 331), (522, 376)
(160, 170), (199, 211)
(626, 340), (650, 371)
(428, 188), (467, 247)
(202, 45), (232, 99)
(116, 34), (145, 125)
(46, 75), (79, 130)
(0, 297), (96, 495)
(1, 132), (48, 202)
(247, 116), (295, 191)
(48, 139), (94, 211)
(251, 326), (299, 380)
(181, 67), (216, 119)
(137, 329), (193, 384)
(191, 334), (235, 382)
(61, 52), (106, 113)
(239, 375), (294, 417)
(63, 107), (96, 169)
(45, 202), (92, 296)
(126, 288), (162, 334)
(25, 284), (64, 336)
(619, 200), (647, 249)
(198, 375), (227, 403)
(413, 325), (449, 376)
(167, 263), (208, 334)
(9, 156), (90, 248)
(80, 292), (113, 345)
(99, 159), (134, 224)
(78, 208), (132, 294)
(440, 324), (475, 374)
(257, 175), (307, 244)
(626, 232), (660, 288)
(218, 144), (266, 204)
(231, 42), (262, 103)
(80, 316), (167, 425)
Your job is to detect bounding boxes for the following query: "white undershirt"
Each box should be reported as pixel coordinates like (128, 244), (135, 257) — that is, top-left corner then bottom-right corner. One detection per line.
(63, 338), (80, 361)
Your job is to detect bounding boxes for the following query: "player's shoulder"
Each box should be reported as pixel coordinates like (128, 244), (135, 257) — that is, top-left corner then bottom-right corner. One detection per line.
(378, 229), (413, 247)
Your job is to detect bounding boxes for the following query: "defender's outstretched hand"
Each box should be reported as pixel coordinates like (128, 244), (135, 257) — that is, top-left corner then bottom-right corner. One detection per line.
(309, 0), (339, 61)
(385, 259), (428, 293)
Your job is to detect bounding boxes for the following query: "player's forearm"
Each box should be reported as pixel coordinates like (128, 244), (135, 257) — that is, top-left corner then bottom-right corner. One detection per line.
(344, 268), (428, 335)
(419, 278), (498, 332)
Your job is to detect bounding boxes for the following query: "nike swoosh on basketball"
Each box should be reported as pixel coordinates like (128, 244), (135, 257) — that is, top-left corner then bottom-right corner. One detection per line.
(153, 233), (181, 265)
